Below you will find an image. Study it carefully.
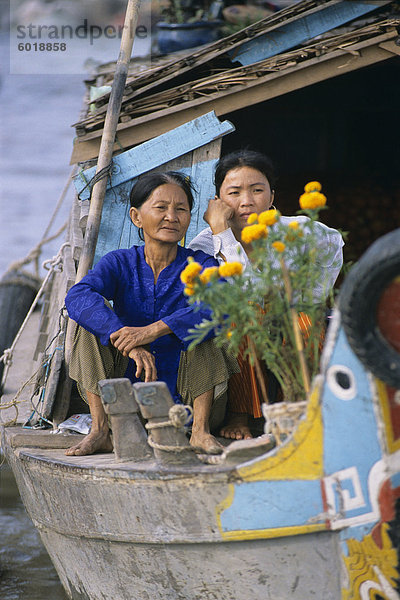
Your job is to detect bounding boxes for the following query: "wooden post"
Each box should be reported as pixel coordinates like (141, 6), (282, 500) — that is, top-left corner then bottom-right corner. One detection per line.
(133, 382), (198, 464)
(65, 0), (141, 363)
(99, 378), (153, 462)
(75, 0), (141, 282)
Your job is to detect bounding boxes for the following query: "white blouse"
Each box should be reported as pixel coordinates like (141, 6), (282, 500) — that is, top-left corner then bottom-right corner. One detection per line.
(188, 216), (344, 302)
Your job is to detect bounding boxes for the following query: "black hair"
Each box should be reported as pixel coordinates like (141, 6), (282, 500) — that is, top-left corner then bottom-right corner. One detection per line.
(214, 150), (276, 196)
(130, 171), (195, 211)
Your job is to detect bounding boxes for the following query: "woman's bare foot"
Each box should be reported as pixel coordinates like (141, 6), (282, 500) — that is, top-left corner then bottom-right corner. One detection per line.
(220, 413), (252, 440)
(65, 429), (113, 456)
(190, 431), (223, 454)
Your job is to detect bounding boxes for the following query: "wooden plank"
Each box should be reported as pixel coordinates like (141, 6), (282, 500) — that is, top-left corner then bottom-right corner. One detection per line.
(4, 427), (82, 449)
(72, 0), (324, 130)
(49, 244), (77, 426)
(232, 0), (391, 66)
(71, 195), (83, 261)
(98, 152), (195, 259)
(29, 244), (76, 423)
(33, 333), (48, 360)
(73, 112), (235, 199)
(79, 199), (90, 232)
(186, 140), (222, 245)
(93, 145), (222, 262)
(71, 0), (390, 143)
(379, 39), (400, 56)
(70, 28), (397, 163)
(0, 311), (42, 426)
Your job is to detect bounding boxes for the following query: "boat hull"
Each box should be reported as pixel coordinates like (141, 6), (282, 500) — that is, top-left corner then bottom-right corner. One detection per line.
(4, 439), (341, 600)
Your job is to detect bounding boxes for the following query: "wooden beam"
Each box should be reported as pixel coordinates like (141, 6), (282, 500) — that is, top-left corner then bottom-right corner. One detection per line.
(73, 111), (235, 200)
(75, 0), (141, 282)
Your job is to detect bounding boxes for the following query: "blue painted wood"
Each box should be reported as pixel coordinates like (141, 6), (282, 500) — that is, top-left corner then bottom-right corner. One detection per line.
(73, 111), (234, 201)
(230, 1), (390, 67)
(220, 479), (325, 532)
(185, 158), (219, 245)
(321, 326), (383, 535)
(94, 160), (217, 264)
(93, 181), (136, 263)
(92, 160), (218, 265)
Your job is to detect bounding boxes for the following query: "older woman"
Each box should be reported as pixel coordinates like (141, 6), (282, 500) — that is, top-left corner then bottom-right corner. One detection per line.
(65, 171), (238, 457)
(189, 150), (344, 440)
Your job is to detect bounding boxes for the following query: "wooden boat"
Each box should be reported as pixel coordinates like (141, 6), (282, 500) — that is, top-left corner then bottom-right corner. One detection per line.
(1, 1), (400, 598)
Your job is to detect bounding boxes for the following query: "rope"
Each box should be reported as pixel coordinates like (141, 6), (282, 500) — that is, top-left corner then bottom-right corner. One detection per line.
(0, 309), (66, 427)
(4, 222), (68, 277)
(4, 167), (76, 278)
(145, 404), (193, 430)
(263, 400), (307, 444)
(77, 162), (113, 203)
(145, 405), (193, 453)
(0, 367), (41, 426)
(24, 351), (56, 429)
(146, 436), (192, 452)
(0, 243), (70, 388)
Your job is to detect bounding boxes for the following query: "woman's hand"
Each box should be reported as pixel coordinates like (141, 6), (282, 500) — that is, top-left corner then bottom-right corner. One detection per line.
(110, 325), (156, 355)
(203, 198), (234, 234)
(129, 346), (157, 382)
(110, 321), (171, 356)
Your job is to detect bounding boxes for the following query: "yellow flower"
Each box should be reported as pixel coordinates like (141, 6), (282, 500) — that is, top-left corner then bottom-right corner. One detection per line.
(180, 261), (202, 284)
(258, 209), (279, 226)
(285, 221), (303, 241)
(219, 261), (243, 277)
(299, 191), (327, 210)
(272, 241), (286, 253)
(184, 285), (195, 296)
(226, 330), (233, 339)
(199, 266), (219, 284)
(304, 181), (322, 193)
(247, 212), (258, 224)
(241, 224), (268, 244)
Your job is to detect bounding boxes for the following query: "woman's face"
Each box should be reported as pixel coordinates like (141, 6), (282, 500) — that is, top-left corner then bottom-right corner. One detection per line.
(130, 183), (191, 245)
(218, 166), (274, 234)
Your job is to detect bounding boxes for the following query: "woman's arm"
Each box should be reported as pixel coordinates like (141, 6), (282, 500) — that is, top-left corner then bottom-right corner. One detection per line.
(189, 211), (250, 270)
(312, 221), (344, 299)
(65, 252), (125, 346)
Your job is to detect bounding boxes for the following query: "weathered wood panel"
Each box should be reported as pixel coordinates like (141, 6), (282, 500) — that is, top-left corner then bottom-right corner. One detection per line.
(70, 27), (398, 161)
(73, 111), (234, 202)
(231, 0), (391, 66)
(71, 195), (83, 261)
(74, 113), (233, 263)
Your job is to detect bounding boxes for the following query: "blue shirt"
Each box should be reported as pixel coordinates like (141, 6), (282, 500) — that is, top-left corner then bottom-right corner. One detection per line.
(65, 245), (218, 401)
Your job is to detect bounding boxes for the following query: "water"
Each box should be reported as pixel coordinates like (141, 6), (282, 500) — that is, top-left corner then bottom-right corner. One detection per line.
(0, 462), (68, 599)
(0, 24), (150, 599)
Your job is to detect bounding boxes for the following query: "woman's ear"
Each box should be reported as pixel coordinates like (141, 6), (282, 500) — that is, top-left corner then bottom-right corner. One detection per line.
(129, 206), (141, 227)
(270, 190), (275, 208)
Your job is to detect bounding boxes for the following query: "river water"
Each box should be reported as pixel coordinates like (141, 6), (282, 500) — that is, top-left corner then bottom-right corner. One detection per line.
(0, 24), (150, 599)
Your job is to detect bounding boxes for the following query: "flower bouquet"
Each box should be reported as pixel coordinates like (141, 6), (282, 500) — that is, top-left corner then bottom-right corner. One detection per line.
(181, 182), (333, 434)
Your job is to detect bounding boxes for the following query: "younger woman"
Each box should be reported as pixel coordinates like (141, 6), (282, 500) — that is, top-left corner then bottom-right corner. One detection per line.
(189, 150), (344, 439)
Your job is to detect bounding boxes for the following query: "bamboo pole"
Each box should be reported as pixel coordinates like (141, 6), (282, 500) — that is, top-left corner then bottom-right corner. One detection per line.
(75, 0), (142, 283)
(65, 0), (141, 365)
